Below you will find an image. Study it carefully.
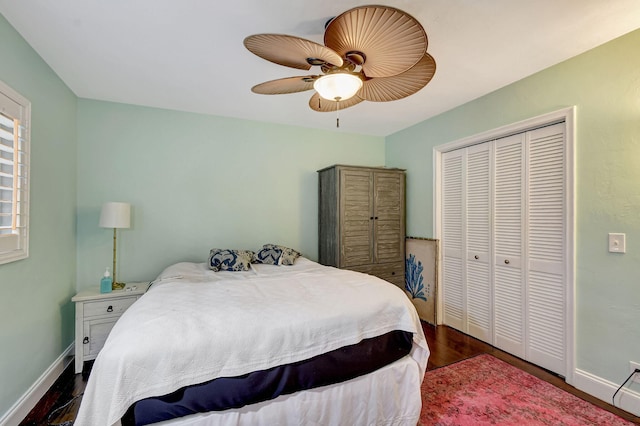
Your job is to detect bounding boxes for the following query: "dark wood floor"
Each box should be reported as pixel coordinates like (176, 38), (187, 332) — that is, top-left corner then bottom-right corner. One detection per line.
(20, 323), (640, 425)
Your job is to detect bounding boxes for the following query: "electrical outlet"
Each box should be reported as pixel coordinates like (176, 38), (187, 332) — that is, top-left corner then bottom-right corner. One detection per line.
(630, 361), (640, 382)
(609, 233), (626, 253)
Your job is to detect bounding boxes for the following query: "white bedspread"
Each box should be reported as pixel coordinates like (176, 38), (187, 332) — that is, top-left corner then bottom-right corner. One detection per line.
(75, 258), (429, 426)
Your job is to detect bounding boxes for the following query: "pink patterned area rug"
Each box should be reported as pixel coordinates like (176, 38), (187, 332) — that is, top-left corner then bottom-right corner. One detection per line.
(420, 354), (633, 425)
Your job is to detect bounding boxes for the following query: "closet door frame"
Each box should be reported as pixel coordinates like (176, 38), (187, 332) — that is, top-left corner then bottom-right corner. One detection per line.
(433, 106), (576, 384)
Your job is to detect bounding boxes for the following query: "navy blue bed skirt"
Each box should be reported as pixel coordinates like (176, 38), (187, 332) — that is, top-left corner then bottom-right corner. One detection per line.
(123, 330), (413, 425)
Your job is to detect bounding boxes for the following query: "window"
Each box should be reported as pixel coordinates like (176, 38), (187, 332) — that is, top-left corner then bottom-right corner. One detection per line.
(0, 80), (30, 265)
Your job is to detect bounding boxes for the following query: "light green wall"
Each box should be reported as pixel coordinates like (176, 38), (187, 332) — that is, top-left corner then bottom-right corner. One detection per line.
(386, 29), (640, 387)
(76, 99), (384, 287)
(0, 14), (77, 417)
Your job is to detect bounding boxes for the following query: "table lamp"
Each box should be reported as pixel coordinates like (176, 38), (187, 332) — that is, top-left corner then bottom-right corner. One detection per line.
(99, 202), (131, 289)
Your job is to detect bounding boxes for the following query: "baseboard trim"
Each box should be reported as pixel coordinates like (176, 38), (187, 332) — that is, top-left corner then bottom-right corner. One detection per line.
(574, 367), (640, 417)
(0, 343), (74, 426)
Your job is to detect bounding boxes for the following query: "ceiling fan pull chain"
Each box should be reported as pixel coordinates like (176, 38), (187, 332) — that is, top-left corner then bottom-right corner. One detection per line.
(336, 97), (341, 128)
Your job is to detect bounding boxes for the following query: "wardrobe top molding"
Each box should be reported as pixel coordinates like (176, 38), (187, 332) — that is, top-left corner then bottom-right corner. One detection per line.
(317, 164), (406, 173)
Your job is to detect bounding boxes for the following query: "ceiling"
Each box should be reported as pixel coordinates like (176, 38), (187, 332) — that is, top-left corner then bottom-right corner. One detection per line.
(1, 1), (640, 137)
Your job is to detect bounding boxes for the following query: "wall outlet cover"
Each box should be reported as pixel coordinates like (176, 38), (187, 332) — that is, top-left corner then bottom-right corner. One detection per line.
(630, 361), (640, 382)
(609, 233), (626, 253)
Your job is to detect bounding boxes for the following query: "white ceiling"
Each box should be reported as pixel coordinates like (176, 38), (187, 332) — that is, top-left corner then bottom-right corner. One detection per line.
(2, 1), (640, 136)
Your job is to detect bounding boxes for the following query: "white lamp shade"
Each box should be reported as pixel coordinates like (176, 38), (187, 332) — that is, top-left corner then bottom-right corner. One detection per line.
(313, 73), (363, 101)
(99, 202), (131, 229)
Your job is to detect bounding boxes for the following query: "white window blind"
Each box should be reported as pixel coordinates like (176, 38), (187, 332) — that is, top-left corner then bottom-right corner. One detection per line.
(0, 81), (30, 264)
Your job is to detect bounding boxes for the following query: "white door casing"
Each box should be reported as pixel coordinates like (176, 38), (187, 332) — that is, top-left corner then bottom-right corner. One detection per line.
(433, 107), (575, 383)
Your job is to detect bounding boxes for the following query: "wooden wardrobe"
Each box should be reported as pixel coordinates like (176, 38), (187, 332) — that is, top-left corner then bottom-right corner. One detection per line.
(318, 165), (406, 287)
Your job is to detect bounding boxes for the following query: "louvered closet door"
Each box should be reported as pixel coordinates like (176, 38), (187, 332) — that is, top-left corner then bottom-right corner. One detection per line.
(493, 133), (526, 358)
(441, 150), (465, 331)
(526, 123), (566, 376)
(465, 143), (492, 342)
(440, 122), (568, 376)
(373, 171), (404, 264)
(340, 169), (374, 267)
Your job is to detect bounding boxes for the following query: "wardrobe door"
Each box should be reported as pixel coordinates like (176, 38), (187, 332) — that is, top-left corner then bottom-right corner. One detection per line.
(526, 123), (566, 375)
(465, 143), (492, 342)
(441, 150), (465, 331)
(340, 169), (374, 267)
(373, 171), (404, 264)
(493, 133), (526, 358)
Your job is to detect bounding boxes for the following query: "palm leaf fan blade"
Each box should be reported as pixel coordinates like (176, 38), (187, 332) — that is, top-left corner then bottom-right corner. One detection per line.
(308, 92), (364, 112)
(324, 6), (427, 78)
(251, 76), (318, 95)
(359, 53), (436, 102)
(244, 34), (343, 70)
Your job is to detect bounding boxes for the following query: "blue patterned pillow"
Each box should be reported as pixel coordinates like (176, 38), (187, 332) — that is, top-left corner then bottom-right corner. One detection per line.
(262, 244), (301, 265)
(208, 249), (254, 272)
(253, 246), (283, 265)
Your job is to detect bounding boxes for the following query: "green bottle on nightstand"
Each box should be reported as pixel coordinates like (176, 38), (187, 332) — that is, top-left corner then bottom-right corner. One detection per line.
(100, 267), (112, 293)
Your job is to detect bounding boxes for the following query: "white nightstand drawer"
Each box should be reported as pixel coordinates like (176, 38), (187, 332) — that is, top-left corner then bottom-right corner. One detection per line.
(84, 296), (137, 318)
(73, 282), (151, 373)
(83, 317), (118, 359)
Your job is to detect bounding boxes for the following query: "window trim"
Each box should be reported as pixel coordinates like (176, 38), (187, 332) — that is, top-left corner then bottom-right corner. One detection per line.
(0, 79), (31, 265)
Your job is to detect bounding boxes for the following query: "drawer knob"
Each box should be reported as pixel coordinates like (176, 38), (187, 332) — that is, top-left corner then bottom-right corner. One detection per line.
(474, 255), (479, 260)
(83, 337), (89, 344)
(504, 259), (510, 265)
(107, 305), (113, 312)
(391, 271), (395, 275)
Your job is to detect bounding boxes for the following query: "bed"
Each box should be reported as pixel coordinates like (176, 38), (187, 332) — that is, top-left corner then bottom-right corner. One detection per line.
(74, 254), (429, 426)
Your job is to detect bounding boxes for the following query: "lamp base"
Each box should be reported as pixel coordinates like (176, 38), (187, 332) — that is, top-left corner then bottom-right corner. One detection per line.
(112, 282), (126, 291)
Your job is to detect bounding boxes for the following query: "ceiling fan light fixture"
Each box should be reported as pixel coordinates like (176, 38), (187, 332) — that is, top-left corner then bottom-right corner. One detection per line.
(313, 72), (363, 101)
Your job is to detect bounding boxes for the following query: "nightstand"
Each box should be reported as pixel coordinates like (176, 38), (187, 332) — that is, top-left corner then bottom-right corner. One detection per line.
(72, 282), (150, 374)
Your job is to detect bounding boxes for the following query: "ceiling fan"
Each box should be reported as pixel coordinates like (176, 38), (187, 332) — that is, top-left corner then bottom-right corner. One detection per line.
(244, 5), (436, 125)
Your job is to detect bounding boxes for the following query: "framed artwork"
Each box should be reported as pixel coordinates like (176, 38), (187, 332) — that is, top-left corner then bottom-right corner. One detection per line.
(405, 237), (439, 325)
